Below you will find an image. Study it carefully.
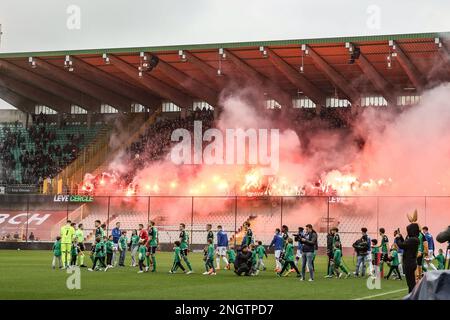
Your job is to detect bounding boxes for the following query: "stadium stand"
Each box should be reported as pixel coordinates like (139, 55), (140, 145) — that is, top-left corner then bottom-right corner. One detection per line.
(0, 121), (102, 185)
(1, 32), (448, 255)
(119, 109), (214, 186)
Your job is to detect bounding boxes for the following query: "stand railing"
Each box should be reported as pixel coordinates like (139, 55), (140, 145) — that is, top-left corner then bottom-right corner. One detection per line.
(2, 194), (447, 252)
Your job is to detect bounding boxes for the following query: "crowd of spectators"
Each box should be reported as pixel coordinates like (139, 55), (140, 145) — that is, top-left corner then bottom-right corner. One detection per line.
(0, 231), (26, 241)
(292, 107), (355, 130)
(0, 231), (39, 241)
(0, 123), (86, 185)
(97, 106), (355, 191)
(0, 127), (23, 184)
(121, 108), (214, 185)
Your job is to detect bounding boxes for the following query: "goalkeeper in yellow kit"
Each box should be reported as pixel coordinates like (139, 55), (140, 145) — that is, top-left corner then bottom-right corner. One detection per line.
(60, 220), (75, 269)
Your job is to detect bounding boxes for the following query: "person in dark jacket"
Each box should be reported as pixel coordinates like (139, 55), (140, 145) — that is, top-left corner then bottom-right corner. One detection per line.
(396, 223), (420, 293)
(234, 245), (253, 276)
(353, 236), (369, 277)
(325, 231), (334, 277)
(299, 224), (317, 281)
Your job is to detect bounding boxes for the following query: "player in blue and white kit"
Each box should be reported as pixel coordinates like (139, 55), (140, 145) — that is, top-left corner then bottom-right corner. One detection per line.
(269, 228), (284, 272)
(422, 226), (437, 271)
(215, 225), (229, 270)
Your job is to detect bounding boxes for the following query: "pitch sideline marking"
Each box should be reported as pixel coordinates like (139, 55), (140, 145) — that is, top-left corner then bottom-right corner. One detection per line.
(353, 288), (408, 300)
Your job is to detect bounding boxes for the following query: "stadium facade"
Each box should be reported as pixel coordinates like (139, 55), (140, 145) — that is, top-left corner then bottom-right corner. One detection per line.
(0, 32), (449, 251)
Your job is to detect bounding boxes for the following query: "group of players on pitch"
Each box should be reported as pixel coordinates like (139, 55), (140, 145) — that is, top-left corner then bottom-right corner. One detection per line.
(52, 219), (446, 280)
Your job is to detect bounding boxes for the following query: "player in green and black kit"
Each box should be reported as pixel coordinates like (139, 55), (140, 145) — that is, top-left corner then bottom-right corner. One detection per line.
(94, 220), (105, 238)
(148, 221), (158, 272)
(118, 231), (128, 267)
(379, 228), (389, 274)
(130, 230), (140, 267)
(203, 238), (216, 275)
(385, 243), (402, 280)
(137, 239), (147, 273)
(227, 246), (236, 270)
(371, 238), (380, 277)
(70, 240), (80, 267)
(277, 238), (301, 277)
(205, 224), (214, 266)
(417, 231), (426, 278)
(328, 227), (341, 274)
(332, 242), (350, 278)
(105, 235), (114, 267)
(179, 223), (193, 274)
(280, 225), (289, 270)
(324, 228), (340, 278)
(52, 236), (62, 269)
(170, 241), (186, 274)
(89, 236), (108, 271)
(436, 249), (445, 270)
(331, 227), (342, 252)
(206, 224), (214, 243)
(241, 222), (254, 247)
(91, 220), (104, 263)
(281, 225), (289, 248)
(255, 240), (268, 273)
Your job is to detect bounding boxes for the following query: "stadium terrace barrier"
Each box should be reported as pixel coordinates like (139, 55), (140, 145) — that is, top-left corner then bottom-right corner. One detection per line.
(0, 194), (448, 253)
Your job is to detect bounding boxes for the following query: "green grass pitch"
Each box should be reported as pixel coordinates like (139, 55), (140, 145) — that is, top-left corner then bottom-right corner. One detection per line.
(0, 250), (408, 300)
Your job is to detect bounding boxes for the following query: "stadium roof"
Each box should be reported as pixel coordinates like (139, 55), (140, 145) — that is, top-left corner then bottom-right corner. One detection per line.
(0, 31), (449, 114)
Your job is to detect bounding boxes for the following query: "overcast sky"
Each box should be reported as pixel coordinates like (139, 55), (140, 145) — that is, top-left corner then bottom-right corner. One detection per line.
(0, 0), (449, 109)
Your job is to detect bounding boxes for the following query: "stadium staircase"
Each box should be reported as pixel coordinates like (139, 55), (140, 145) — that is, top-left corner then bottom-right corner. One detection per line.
(48, 110), (161, 194)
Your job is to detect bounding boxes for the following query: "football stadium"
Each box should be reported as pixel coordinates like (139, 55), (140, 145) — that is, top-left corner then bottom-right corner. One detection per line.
(0, 1), (449, 306)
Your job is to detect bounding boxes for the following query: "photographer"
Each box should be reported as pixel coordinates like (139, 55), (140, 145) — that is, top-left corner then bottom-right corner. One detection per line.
(234, 245), (253, 276)
(299, 224), (317, 281)
(396, 223), (420, 293)
(353, 234), (369, 277)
